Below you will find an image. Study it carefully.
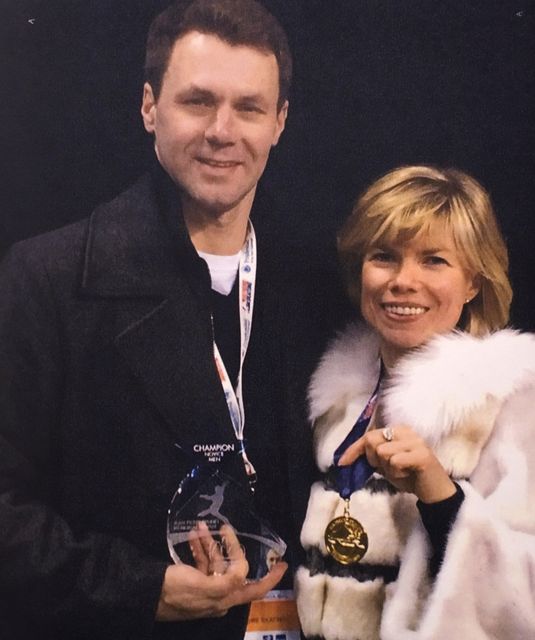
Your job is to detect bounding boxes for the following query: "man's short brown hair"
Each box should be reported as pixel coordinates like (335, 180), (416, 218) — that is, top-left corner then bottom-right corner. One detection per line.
(144, 0), (292, 111)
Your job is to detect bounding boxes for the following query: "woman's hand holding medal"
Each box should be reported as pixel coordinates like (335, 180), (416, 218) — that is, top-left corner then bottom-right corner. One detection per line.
(338, 425), (456, 504)
(156, 523), (287, 621)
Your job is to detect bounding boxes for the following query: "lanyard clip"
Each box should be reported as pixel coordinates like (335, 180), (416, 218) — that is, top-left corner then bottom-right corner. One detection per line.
(239, 445), (257, 492)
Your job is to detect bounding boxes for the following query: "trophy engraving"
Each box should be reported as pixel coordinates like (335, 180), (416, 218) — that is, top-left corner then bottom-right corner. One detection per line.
(167, 466), (286, 580)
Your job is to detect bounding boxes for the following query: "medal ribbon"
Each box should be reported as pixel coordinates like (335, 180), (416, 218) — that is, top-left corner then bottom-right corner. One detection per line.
(212, 222), (257, 483)
(332, 366), (383, 499)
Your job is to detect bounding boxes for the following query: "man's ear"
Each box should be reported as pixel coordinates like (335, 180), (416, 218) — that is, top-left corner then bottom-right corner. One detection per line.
(141, 83), (157, 133)
(272, 100), (288, 147)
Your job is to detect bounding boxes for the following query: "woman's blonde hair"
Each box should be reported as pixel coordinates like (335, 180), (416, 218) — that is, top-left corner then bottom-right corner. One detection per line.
(338, 165), (512, 335)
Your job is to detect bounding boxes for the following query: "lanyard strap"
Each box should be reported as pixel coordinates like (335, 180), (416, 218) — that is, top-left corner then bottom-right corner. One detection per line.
(333, 364), (383, 499)
(212, 222), (257, 481)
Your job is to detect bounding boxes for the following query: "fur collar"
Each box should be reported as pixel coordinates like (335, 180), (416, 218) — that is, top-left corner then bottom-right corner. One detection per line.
(308, 323), (381, 422)
(308, 323), (535, 477)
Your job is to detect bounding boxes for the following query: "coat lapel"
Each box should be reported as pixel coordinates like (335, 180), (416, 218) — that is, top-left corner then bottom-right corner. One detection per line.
(79, 170), (237, 456)
(113, 290), (237, 455)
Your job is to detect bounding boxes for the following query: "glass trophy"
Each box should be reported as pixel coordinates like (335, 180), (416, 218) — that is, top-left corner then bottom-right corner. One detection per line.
(167, 465), (287, 581)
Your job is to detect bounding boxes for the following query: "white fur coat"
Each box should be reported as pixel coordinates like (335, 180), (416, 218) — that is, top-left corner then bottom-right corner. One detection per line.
(296, 323), (535, 640)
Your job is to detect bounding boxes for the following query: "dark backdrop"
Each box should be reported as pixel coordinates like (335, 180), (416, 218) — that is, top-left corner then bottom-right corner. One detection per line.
(2, 0), (534, 329)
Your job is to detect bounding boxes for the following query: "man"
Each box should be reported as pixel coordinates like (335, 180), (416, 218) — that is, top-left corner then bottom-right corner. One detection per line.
(0, 1), (339, 638)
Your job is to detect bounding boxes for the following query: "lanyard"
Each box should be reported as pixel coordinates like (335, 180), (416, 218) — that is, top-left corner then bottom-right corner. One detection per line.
(212, 222), (257, 484)
(333, 365), (383, 499)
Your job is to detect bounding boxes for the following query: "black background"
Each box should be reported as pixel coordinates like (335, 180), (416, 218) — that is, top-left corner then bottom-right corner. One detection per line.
(2, 0), (534, 328)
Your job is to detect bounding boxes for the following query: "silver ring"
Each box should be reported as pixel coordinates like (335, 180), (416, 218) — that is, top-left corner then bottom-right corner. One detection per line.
(382, 427), (394, 442)
(211, 571), (224, 577)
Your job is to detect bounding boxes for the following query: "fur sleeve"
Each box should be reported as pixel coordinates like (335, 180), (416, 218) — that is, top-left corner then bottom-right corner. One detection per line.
(381, 383), (535, 639)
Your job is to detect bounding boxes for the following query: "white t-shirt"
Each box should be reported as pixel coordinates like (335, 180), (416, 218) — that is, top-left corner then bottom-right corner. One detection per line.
(197, 250), (241, 296)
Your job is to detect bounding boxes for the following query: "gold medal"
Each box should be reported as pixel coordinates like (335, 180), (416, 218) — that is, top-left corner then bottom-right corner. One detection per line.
(324, 499), (368, 564)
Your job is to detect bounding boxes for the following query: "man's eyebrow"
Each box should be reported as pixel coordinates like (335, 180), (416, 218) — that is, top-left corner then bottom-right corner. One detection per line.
(175, 85), (216, 100)
(236, 93), (265, 103)
(174, 86), (269, 108)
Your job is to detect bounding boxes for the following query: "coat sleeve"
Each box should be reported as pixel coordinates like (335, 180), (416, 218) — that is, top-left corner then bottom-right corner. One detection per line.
(380, 384), (535, 640)
(0, 243), (168, 636)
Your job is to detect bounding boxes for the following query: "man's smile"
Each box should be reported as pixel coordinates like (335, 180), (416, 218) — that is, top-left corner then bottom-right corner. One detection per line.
(196, 157), (243, 168)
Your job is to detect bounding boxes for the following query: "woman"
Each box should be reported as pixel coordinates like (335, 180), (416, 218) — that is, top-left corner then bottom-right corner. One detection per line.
(295, 166), (535, 640)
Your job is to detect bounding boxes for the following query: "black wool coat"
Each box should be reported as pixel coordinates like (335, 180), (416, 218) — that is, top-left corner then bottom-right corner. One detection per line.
(0, 166), (340, 640)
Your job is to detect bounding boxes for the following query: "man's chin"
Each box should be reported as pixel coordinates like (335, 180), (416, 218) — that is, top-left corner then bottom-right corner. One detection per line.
(181, 187), (257, 218)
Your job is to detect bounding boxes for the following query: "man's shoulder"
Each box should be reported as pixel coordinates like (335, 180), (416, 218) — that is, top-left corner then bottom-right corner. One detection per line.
(89, 173), (156, 226)
(4, 218), (89, 280)
(4, 175), (154, 271)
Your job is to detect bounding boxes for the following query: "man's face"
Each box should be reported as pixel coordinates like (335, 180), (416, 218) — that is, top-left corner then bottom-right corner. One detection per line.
(141, 31), (287, 216)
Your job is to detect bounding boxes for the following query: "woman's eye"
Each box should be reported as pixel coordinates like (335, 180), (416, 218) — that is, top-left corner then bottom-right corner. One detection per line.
(424, 255), (448, 266)
(370, 251), (394, 262)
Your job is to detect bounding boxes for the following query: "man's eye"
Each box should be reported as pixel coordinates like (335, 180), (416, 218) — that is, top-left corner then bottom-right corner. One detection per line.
(237, 104), (264, 114)
(181, 96), (214, 108)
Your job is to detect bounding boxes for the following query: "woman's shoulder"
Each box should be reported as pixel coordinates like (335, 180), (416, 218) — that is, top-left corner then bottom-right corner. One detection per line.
(389, 328), (535, 407)
(307, 322), (381, 422)
(383, 329), (535, 477)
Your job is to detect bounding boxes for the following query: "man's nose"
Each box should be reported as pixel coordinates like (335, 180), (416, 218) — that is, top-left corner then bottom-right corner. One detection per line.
(205, 106), (236, 145)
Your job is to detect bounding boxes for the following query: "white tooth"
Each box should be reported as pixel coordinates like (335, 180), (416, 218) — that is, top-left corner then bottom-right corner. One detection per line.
(385, 305), (425, 316)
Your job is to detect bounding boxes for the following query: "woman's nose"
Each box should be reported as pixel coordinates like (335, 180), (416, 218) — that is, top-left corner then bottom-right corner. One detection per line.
(389, 260), (419, 290)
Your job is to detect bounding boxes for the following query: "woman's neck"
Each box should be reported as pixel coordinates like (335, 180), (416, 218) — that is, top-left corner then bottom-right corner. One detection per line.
(379, 342), (410, 370)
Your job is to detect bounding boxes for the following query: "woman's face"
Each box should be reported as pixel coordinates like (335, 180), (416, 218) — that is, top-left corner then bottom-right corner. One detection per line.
(360, 224), (480, 366)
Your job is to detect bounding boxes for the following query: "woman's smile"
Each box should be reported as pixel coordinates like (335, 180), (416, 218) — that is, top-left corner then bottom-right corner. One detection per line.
(360, 224), (480, 366)
(381, 303), (428, 317)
